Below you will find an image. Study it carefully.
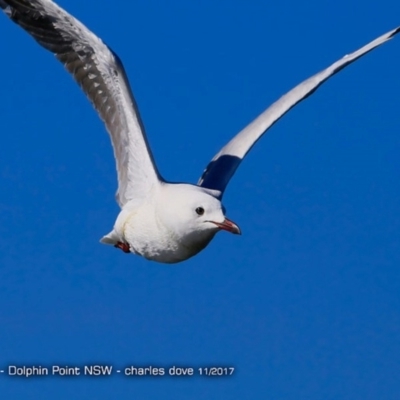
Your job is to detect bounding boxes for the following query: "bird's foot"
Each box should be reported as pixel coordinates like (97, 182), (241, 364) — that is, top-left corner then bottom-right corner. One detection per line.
(114, 241), (131, 253)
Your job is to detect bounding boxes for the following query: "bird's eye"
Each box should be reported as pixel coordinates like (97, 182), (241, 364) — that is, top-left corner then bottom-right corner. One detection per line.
(195, 207), (205, 216)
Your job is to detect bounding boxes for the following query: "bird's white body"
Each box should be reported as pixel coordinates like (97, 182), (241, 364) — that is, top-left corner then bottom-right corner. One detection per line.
(1, 0), (398, 263)
(101, 183), (225, 263)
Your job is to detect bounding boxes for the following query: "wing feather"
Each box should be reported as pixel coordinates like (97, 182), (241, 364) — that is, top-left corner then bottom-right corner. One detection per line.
(198, 27), (400, 196)
(0, 0), (162, 206)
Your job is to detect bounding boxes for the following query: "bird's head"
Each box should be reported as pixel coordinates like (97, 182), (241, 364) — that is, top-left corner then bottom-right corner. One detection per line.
(156, 184), (240, 249)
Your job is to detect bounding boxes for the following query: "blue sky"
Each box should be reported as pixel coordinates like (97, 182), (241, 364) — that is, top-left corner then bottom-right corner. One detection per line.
(1, 0), (399, 398)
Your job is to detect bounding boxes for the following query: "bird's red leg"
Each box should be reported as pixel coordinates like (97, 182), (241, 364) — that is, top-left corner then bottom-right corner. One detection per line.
(114, 242), (131, 253)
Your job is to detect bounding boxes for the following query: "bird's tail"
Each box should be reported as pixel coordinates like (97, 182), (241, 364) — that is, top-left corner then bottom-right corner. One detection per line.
(100, 229), (120, 245)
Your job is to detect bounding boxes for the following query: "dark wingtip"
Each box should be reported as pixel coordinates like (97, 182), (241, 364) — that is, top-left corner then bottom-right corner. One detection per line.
(0, 0), (11, 14)
(389, 26), (400, 38)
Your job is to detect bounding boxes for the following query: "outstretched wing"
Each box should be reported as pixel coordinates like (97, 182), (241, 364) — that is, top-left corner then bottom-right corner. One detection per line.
(198, 27), (400, 196)
(0, 0), (163, 207)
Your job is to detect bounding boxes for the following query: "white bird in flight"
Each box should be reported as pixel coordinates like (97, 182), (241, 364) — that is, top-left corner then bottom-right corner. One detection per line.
(1, 0), (398, 263)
